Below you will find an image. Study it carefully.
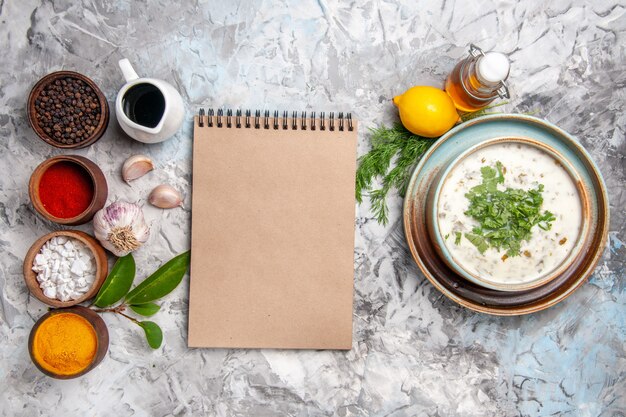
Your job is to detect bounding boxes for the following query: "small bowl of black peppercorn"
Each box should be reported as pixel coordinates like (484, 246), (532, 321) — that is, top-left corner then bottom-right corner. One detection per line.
(27, 71), (110, 149)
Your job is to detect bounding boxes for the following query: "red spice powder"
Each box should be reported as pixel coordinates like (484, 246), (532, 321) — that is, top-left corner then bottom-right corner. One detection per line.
(38, 161), (94, 218)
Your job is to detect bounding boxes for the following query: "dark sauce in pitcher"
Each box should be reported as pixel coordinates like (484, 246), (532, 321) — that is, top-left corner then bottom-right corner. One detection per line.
(122, 83), (165, 128)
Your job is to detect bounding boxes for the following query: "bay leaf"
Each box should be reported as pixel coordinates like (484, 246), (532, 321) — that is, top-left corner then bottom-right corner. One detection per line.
(125, 251), (190, 305)
(129, 302), (161, 317)
(93, 254), (135, 308)
(138, 321), (163, 349)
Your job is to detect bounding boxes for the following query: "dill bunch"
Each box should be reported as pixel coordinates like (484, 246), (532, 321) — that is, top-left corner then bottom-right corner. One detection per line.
(355, 123), (431, 224)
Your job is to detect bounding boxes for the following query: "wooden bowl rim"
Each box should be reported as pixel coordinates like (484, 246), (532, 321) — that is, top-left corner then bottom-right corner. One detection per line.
(23, 230), (108, 308)
(27, 70), (110, 149)
(28, 154), (106, 225)
(28, 305), (109, 379)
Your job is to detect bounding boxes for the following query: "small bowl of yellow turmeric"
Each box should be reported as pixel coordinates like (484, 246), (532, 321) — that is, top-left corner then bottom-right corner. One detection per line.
(28, 305), (109, 379)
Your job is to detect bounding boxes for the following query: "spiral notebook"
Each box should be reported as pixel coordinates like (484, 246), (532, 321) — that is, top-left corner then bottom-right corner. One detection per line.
(188, 109), (358, 349)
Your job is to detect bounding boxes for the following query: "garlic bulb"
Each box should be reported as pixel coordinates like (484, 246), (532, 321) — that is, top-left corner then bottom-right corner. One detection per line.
(148, 184), (184, 209)
(93, 201), (150, 256)
(122, 155), (154, 183)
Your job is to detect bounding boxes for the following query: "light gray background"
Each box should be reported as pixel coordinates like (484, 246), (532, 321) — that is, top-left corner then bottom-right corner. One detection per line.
(0, 0), (624, 416)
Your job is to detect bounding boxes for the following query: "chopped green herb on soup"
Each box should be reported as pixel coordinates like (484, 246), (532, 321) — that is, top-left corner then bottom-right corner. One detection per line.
(463, 161), (556, 257)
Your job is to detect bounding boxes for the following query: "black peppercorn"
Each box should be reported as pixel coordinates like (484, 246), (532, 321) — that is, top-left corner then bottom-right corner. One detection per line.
(33, 76), (102, 145)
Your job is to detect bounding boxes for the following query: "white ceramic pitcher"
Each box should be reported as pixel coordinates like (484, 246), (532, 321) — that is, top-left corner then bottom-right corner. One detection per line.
(115, 58), (184, 143)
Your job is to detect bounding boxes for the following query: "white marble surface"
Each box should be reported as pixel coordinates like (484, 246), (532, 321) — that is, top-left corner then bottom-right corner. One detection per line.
(1, 0), (625, 416)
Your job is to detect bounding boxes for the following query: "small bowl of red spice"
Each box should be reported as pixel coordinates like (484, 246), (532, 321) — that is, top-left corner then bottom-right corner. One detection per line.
(29, 155), (108, 225)
(27, 71), (109, 149)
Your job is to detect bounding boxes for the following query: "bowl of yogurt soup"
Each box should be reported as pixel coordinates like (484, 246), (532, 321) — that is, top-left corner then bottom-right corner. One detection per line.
(427, 137), (589, 292)
(404, 114), (609, 314)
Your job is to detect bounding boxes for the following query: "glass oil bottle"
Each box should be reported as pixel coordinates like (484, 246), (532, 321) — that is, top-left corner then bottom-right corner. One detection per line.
(445, 44), (510, 113)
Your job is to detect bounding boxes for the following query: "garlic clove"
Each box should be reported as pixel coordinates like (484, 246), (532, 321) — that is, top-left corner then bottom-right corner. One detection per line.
(148, 184), (184, 209)
(122, 155), (154, 183)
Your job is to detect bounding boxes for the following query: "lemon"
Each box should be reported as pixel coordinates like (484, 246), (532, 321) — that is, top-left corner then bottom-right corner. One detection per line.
(393, 86), (459, 138)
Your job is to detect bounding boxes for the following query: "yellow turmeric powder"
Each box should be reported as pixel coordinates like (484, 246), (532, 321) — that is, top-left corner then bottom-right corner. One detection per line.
(32, 313), (97, 375)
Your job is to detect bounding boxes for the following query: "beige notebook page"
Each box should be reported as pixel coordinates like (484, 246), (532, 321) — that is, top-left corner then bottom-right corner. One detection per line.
(188, 115), (357, 349)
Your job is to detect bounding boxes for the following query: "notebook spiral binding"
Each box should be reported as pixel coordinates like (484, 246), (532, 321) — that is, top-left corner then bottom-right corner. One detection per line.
(197, 108), (353, 131)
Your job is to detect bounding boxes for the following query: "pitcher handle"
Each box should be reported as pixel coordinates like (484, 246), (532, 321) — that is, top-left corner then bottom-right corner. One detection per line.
(119, 58), (139, 82)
